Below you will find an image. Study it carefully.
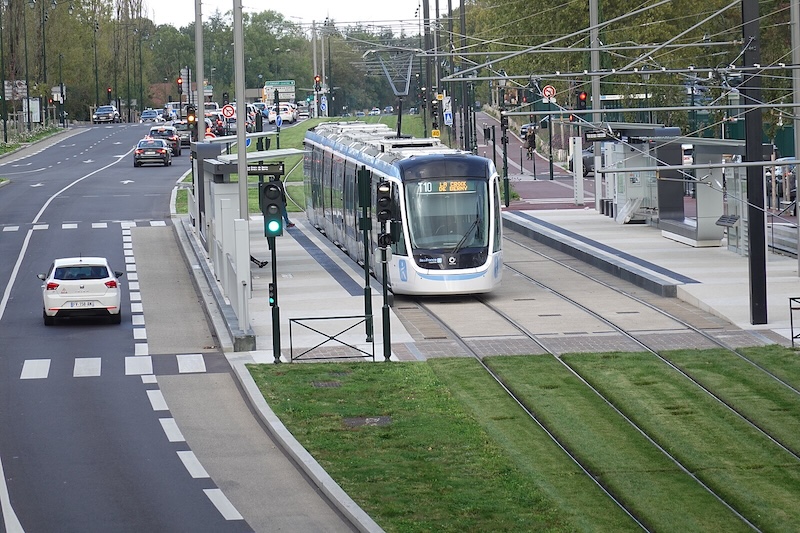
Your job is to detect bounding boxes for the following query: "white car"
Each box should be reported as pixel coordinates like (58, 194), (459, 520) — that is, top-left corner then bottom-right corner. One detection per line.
(38, 257), (124, 325)
(267, 104), (296, 124)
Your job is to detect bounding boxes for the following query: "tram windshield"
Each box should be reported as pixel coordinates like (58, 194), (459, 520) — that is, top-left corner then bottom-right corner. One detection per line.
(405, 178), (490, 250)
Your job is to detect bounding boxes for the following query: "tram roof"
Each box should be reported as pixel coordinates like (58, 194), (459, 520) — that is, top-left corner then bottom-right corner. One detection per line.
(305, 121), (476, 178)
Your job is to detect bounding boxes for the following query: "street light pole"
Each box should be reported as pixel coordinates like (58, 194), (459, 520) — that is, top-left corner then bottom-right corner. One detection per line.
(24, 0), (31, 131)
(58, 52), (64, 127)
(0, 0), (7, 142)
(93, 16), (99, 107)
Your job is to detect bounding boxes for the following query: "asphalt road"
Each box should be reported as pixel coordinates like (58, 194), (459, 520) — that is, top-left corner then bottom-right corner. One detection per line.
(0, 125), (252, 532)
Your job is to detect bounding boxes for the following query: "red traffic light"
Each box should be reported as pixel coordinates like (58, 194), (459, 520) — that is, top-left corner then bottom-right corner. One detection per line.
(106, 87), (111, 93)
(578, 91), (587, 102)
(314, 75), (320, 83)
(177, 77), (183, 85)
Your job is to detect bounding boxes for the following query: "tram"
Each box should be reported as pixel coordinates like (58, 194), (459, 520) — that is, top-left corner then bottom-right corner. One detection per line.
(303, 122), (503, 295)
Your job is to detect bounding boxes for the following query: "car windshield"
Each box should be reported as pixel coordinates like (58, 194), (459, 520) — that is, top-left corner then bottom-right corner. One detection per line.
(54, 265), (109, 280)
(138, 140), (165, 148)
(149, 129), (174, 138)
(142, 111), (157, 116)
(97, 106), (114, 113)
(405, 178), (490, 250)
(174, 123), (190, 131)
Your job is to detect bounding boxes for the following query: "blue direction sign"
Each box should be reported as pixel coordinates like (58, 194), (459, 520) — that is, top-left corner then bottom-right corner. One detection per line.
(276, 115), (283, 127)
(245, 138), (252, 148)
(320, 95), (328, 112)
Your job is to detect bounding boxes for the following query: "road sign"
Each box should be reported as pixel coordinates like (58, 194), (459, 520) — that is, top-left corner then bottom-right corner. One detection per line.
(204, 132), (216, 139)
(276, 115), (283, 128)
(542, 85), (556, 99)
(245, 138), (252, 148)
(221, 104), (235, 118)
(431, 129), (440, 138)
(443, 111), (453, 126)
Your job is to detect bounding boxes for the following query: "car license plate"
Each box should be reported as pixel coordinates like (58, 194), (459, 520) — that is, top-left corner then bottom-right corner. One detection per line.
(145, 150), (155, 155)
(69, 301), (94, 308)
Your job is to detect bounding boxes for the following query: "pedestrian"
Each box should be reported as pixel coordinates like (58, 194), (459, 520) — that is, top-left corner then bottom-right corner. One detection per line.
(280, 182), (295, 227)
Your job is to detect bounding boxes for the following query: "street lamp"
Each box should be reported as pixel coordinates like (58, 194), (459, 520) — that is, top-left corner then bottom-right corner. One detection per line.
(0, 0), (7, 142)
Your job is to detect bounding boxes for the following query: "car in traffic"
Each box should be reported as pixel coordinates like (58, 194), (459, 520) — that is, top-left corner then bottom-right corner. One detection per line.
(355, 111), (366, 117)
(205, 112), (226, 136)
(368, 107), (381, 116)
(267, 104), (296, 124)
(133, 138), (172, 167)
(38, 257), (124, 325)
(139, 109), (164, 123)
(92, 105), (119, 124)
(383, 105), (394, 114)
(146, 125), (181, 156)
(173, 120), (195, 147)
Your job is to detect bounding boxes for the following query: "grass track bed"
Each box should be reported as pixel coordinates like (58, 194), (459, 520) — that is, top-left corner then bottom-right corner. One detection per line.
(249, 360), (632, 532)
(486, 355), (750, 532)
(560, 351), (800, 531)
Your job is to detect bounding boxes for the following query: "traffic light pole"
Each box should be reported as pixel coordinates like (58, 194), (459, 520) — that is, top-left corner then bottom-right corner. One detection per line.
(358, 168), (374, 342)
(500, 110), (510, 207)
(380, 234), (391, 362)
(548, 100), (554, 181)
(269, 237), (281, 363)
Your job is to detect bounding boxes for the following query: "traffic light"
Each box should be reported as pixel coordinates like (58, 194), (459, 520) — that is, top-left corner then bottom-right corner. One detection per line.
(106, 86), (112, 104)
(260, 180), (285, 237)
(314, 75), (321, 92)
(430, 99), (440, 129)
(186, 104), (197, 140)
(268, 283), (276, 307)
(376, 180), (395, 246)
(376, 181), (395, 223)
(177, 77), (183, 95)
(500, 111), (508, 131)
(577, 91), (588, 110)
(222, 92), (229, 105)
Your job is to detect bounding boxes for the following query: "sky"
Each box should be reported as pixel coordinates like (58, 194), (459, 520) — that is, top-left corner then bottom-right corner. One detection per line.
(148, 0), (423, 32)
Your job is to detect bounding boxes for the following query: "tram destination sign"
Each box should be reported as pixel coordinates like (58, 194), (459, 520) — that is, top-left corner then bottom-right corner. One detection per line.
(247, 163), (285, 176)
(585, 129), (618, 142)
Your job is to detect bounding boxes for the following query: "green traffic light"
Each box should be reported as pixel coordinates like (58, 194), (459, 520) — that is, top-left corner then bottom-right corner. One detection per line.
(267, 219), (282, 234)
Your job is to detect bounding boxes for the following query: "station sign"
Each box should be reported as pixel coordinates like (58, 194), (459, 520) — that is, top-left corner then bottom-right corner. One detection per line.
(247, 163), (285, 176)
(585, 129), (617, 142)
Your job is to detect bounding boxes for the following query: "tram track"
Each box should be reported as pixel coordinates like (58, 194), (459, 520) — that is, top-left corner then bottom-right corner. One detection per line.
(400, 232), (800, 531)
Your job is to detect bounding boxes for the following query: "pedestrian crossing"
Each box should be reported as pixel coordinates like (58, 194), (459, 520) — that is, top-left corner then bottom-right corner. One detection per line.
(17, 353), (224, 380)
(1, 220), (169, 232)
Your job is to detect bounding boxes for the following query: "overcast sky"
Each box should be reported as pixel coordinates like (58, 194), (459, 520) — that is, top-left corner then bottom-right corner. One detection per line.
(148, 0), (423, 31)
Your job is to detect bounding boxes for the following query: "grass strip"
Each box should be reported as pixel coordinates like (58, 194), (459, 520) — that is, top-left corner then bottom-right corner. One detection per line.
(249, 360), (624, 532)
(662, 347), (800, 455)
(485, 355), (751, 532)
(561, 351), (800, 532)
(738, 344), (800, 388)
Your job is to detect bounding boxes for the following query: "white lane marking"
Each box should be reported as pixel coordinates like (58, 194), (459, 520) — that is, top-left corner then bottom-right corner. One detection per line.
(129, 282), (140, 291)
(159, 418), (185, 443)
(204, 489), (244, 520)
(129, 291), (141, 302)
(131, 302), (143, 313)
(131, 314), (144, 326)
(32, 224), (48, 230)
(3, 226), (19, 232)
(73, 357), (102, 377)
(133, 328), (147, 340)
(177, 354), (206, 374)
(92, 222), (107, 228)
(177, 451), (209, 479)
(134, 343), (148, 356)
(124, 356), (152, 375)
(150, 220), (167, 227)
(21, 359), (51, 379)
(124, 249), (134, 256)
(121, 221), (136, 229)
(141, 375), (157, 384)
(126, 263), (136, 272)
(62, 223), (78, 229)
(0, 138), (133, 532)
(146, 389), (169, 411)
(124, 256), (136, 264)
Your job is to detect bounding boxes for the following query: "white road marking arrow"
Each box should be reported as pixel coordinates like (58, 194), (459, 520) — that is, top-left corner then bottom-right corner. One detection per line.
(120, 180), (134, 185)
(30, 183), (44, 187)
(83, 159), (94, 163)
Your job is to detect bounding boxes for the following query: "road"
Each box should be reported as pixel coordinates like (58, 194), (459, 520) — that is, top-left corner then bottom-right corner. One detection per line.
(0, 125), (252, 532)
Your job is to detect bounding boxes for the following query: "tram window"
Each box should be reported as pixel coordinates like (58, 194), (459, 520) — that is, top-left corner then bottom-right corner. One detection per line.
(405, 179), (489, 249)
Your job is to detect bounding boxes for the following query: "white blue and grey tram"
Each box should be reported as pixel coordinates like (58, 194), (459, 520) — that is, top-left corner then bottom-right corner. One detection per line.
(303, 122), (503, 295)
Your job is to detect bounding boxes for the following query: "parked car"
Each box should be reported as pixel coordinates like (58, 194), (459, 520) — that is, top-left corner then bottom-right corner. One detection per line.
(92, 105), (119, 124)
(133, 138), (172, 167)
(355, 111), (366, 117)
(568, 145), (596, 176)
(146, 125), (181, 156)
(38, 257), (124, 325)
(519, 123), (537, 138)
(139, 109), (163, 123)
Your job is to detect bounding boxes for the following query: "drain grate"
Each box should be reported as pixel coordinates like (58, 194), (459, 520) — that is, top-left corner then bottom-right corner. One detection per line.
(343, 416), (392, 428)
(311, 381), (342, 388)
